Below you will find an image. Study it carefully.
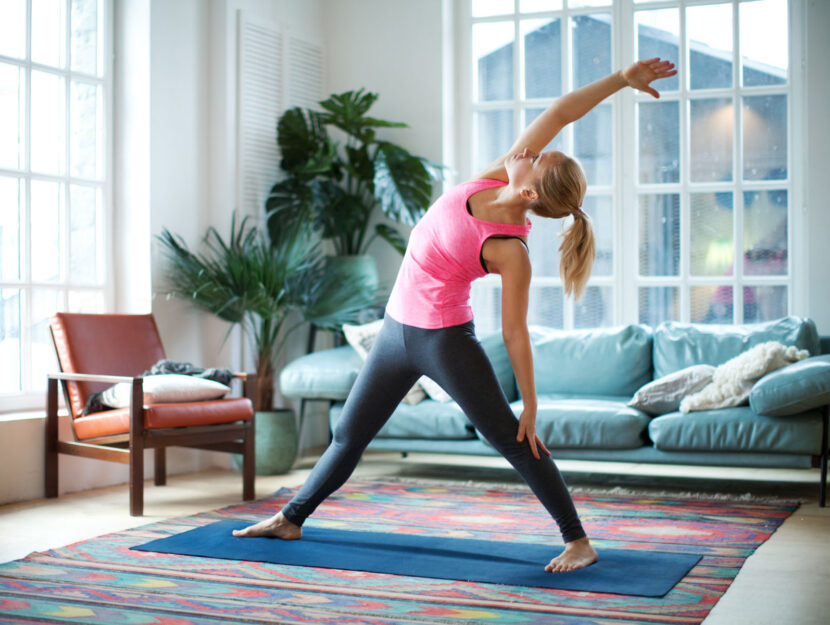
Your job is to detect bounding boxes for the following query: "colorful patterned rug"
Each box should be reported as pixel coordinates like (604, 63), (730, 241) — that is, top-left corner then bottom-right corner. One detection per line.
(0, 478), (797, 624)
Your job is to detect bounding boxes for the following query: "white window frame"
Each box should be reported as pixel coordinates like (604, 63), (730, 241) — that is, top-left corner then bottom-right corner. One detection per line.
(0, 0), (114, 413)
(449, 0), (805, 331)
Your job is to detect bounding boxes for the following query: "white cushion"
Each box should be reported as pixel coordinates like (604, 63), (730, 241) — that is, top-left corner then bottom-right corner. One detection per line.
(100, 374), (230, 408)
(628, 365), (715, 416)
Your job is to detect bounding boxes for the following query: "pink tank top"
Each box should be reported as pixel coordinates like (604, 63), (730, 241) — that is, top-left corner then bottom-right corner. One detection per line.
(386, 178), (532, 329)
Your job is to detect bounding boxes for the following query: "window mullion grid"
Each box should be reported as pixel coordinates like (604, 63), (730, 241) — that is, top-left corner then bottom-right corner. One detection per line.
(731, 0), (744, 324)
(562, 5), (574, 330)
(678, 0), (690, 323)
(62, 0), (71, 311)
(616, 0), (633, 324)
(20, 0), (34, 393)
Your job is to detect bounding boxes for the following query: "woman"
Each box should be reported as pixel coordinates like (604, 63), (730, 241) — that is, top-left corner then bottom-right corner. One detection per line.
(235, 58), (677, 573)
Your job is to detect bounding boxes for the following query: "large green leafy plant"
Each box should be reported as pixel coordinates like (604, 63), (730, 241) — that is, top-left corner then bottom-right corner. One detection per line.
(267, 89), (441, 256)
(157, 215), (375, 411)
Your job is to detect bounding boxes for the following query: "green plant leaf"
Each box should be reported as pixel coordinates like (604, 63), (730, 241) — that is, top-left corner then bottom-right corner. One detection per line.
(318, 89), (406, 143)
(374, 223), (408, 256)
(277, 107), (335, 176)
(373, 143), (436, 226)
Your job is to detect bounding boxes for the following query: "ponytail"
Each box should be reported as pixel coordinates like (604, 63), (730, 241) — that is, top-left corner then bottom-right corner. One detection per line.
(558, 211), (595, 300)
(531, 155), (596, 301)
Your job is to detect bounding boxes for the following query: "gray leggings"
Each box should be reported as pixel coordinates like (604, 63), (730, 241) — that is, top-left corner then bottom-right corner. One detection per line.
(281, 316), (586, 543)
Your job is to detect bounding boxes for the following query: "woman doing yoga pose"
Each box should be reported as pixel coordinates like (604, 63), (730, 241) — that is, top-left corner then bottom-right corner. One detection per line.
(234, 57), (677, 572)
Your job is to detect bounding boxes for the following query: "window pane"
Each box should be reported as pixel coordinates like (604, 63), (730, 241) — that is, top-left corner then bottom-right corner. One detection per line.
(744, 285), (787, 323)
(524, 107), (563, 152)
(584, 195), (612, 276)
(744, 190), (787, 276)
(31, 180), (64, 283)
(690, 98), (733, 182)
(571, 14), (611, 89)
(474, 22), (514, 101)
(69, 289), (104, 312)
(639, 287), (679, 326)
(0, 0), (26, 59)
(575, 285), (612, 328)
(32, 0), (67, 68)
(70, 81), (102, 179)
(31, 71), (67, 176)
(473, 0), (514, 18)
(743, 95), (787, 181)
(0, 177), (23, 282)
(70, 185), (101, 284)
(741, 0), (787, 87)
(570, 0), (611, 7)
(639, 101), (679, 183)
(690, 192), (733, 277)
(687, 3), (733, 90)
(528, 213), (560, 278)
(0, 289), (22, 393)
(635, 9), (679, 92)
(528, 285), (563, 329)
(639, 194), (680, 276)
(520, 0), (562, 12)
(476, 109), (514, 172)
(523, 19), (561, 99)
(31, 289), (62, 392)
(71, 0), (101, 75)
(574, 102), (612, 186)
(470, 283), (502, 335)
(691, 285), (733, 324)
(0, 63), (25, 171)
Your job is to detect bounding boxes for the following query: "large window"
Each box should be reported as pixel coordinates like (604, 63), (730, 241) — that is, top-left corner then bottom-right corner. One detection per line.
(460, 0), (795, 334)
(0, 0), (111, 410)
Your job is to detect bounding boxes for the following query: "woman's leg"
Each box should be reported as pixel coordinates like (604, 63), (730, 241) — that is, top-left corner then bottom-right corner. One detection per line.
(279, 318), (421, 526)
(409, 322), (586, 544)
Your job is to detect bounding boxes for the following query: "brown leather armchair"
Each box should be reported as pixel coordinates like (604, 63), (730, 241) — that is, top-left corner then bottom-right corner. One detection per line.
(46, 313), (256, 516)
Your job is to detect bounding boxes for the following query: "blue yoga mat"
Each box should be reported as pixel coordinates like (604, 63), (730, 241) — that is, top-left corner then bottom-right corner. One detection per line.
(133, 520), (701, 597)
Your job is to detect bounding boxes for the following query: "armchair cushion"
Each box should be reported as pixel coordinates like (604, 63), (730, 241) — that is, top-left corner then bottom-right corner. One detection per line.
(749, 355), (830, 417)
(73, 397), (254, 439)
(100, 374), (230, 408)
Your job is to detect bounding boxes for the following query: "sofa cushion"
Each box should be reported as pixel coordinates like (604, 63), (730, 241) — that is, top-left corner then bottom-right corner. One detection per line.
(749, 355), (830, 417)
(475, 394), (649, 450)
(479, 331), (517, 402)
(529, 325), (652, 397)
(648, 407), (823, 455)
(653, 316), (820, 379)
(329, 400), (475, 440)
(280, 346), (363, 400)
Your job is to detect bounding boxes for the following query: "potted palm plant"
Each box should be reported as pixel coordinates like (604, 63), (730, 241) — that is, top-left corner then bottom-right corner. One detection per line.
(267, 89), (442, 291)
(157, 213), (375, 473)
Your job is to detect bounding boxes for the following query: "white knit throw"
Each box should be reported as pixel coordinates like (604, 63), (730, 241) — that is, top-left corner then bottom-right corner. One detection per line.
(679, 341), (808, 413)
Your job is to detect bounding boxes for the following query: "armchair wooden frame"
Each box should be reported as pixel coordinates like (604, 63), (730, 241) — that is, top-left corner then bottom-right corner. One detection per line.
(45, 368), (257, 517)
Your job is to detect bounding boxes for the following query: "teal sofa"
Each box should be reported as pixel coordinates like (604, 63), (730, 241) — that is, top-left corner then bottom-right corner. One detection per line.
(280, 316), (830, 505)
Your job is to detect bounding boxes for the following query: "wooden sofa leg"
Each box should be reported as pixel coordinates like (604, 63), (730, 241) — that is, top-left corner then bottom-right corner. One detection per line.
(820, 407), (828, 508)
(45, 378), (59, 498)
(154, 447), (166, 486)
(242, 416), (255, 501)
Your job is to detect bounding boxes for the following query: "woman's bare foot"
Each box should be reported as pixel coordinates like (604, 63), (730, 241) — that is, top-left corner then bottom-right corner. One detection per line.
(545, 537), (598, 572)
(232, 511), (302, 540)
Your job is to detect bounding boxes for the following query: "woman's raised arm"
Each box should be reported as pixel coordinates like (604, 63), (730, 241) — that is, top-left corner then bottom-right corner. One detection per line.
(474, 58), (677, 181)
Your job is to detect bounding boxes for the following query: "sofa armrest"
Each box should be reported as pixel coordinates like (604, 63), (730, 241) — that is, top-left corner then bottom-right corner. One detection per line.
(749, 355), (830, 416)
(279, 345), (363, 401)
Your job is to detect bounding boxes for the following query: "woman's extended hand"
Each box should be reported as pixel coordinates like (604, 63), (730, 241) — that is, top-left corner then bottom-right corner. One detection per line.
(516, 408), (551, 460)
(622, 57), (678, 99)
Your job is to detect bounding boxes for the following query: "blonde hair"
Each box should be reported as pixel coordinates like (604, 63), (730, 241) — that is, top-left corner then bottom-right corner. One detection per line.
(530, 156), (595, 300)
